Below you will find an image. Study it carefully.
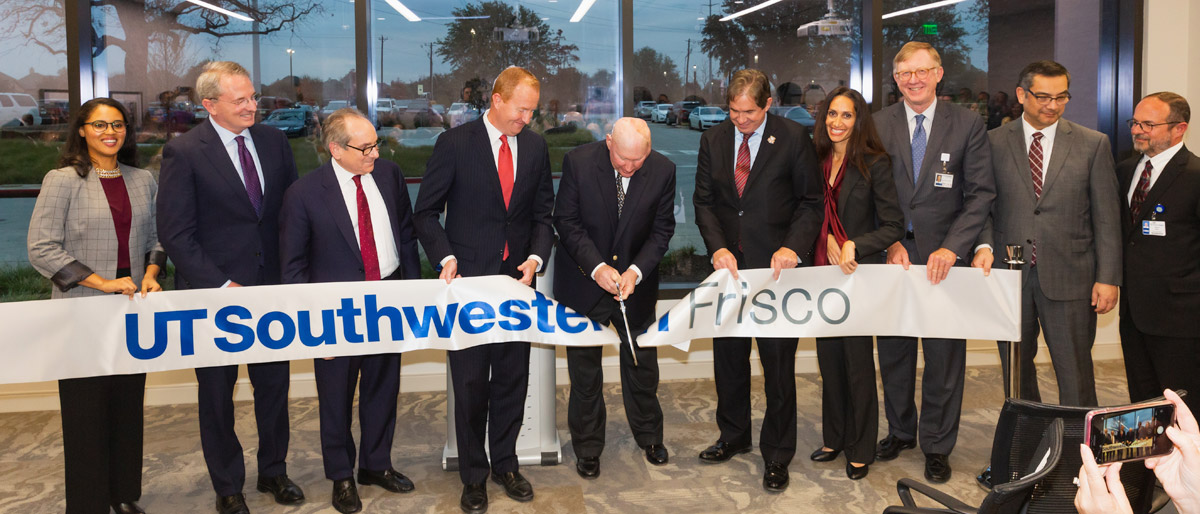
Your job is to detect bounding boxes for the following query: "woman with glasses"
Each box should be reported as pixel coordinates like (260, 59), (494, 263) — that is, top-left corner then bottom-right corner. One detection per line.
(807, 87), (904, 480)
(28, 98), (165, 514)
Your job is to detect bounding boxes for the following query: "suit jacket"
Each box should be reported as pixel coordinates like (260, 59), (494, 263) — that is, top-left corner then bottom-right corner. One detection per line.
(873, 101), (996, 261)
(279, 159), (421, 284)
(413, 117), (555, 276)
(27, 164), (166, 299)
(157, 120), (298, 289)
(553, 140), (676, 330)
(832, 156), (906, 264)
(1117, 146), (1200, 337)
(978, 118), (1121, 300)
(693, 113), (823, 267)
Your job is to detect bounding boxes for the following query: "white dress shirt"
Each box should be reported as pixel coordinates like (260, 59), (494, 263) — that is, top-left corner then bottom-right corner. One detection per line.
(1127, 141), (1185, 204)
(332, 159), (399, 278)
(1022, 117), (1058, 175)
(903, 98), (938, 144)
(209, 119), (266, 194)
(732, 118), (767, 170)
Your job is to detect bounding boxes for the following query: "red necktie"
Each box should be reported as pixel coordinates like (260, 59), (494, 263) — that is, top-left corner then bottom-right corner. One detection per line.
(353, 175), (381, 281)
(734, 132), (751, 197)
(1029, 132), (1044, 265)
(498, 135), (514, 260)
(1131, 161), (1153, 223)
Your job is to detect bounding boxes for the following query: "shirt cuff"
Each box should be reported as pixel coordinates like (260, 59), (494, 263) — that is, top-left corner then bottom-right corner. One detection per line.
(221, 280), (232, 288)
(590, 263), (605, 280)
(440, 255), (456, 267)
(528, 255), (544, 272)
(974, 244), (993, 253)
(629, 264), (644, 284)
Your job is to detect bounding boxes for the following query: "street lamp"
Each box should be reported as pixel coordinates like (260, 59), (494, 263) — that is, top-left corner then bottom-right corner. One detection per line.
(286, 48), (296, 100)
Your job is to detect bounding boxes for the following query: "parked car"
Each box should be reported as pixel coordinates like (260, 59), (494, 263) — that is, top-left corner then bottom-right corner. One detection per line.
(689, 106), (727, 130)
(398, 98), (444, 128)
(768, 105), (816, 128)
(447, 102), (481, 128)
(37, 99), (69, 125)
(321, 100), (349, 120)
(260, 108), (317, 137)
(650, 103), (672, 123)
(0, 92), (42, 127)
(635, 100), (657, 118)
(377, 98), (400, 123)
(256, 96), (294, 120)
(668, 100), (702, 126)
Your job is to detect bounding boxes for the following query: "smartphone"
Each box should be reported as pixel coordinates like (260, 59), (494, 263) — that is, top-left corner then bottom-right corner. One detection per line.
(1084, 399), (1176, 465)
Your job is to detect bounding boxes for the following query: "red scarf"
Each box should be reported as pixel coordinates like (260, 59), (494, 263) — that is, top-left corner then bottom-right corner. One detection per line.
(814, 155), (849, 266)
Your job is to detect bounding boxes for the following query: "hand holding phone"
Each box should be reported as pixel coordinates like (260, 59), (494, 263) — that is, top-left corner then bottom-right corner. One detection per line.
(1084, 399), (1176, 465)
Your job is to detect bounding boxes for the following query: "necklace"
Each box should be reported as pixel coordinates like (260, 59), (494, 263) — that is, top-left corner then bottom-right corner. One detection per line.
(94, 166), (121, 179)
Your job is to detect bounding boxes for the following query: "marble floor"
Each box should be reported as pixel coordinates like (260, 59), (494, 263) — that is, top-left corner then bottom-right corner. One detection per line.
(0, 361), (1136, 513)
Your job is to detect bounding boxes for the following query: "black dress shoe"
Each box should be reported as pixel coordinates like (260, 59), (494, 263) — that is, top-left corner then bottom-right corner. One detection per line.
(256, 474), (305, 505)
(643, 444), (669, 465)
(331, 479), (362, 514)
(846, 462), (869, 480)
(876, 435), (917, 461)
(925, 453), (952, 483)
(698, 440), (751, 463)
(112, 502), (146, 514)
(576, 456), (600, 479)
(809, 447), (841, 462)
(215, 493), (249, 514)
(460, 483), (487, 514)
(491, 471), (534, 502)
(358, 467), (415, 493)
(763, 461), (789, 492)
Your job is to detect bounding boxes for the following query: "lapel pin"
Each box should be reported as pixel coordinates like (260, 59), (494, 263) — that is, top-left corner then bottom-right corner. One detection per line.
(767, 135), (776, 144)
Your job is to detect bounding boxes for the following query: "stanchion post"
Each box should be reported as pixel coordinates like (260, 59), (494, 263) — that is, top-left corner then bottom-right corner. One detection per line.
(1002, 245), (1025, 400)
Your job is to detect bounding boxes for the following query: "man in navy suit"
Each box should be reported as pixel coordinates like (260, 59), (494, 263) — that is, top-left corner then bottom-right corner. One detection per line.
(157, 61), (302, 514)
(413, 66), (555, 514)
(279, 109), (420, 513)
(553, 117), (676, 480)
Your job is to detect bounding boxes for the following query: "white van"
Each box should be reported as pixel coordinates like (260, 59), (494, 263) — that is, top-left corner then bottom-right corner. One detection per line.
(0, 93), (42, 127)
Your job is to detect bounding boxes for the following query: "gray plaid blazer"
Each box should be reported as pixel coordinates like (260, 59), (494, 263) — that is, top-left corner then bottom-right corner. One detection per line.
(27, 164), (167, 299)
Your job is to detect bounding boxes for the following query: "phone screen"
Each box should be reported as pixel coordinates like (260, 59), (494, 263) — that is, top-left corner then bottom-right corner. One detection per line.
(1087, 402), (1176, 465)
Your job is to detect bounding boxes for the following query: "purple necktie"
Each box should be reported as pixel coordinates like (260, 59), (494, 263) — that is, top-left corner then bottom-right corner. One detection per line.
(235, 135), (263, 216)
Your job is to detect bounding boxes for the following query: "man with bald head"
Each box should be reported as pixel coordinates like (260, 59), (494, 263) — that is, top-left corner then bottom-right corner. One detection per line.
(553, 117), (676, 479)
(280, 108), (421, 513)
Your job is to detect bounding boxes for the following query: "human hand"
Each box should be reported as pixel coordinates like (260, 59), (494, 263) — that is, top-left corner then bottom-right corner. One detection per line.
(712, 248), (739, 279)
(886, 241), (911, 269)
(617, 269), (638, 300)
(825, 234), (841, 265)
(1092, 283), (1118, 314)
(1145, 389), (1200, 514)
(440, 258), (459, 284)
(972, 247), (993, 276)
(770, 247), (799, 280)
(517, 258), (538, 286)
(593, 264), (621, 295)
(926, 248), (957, 285)
(1075, 444), (1133, 514)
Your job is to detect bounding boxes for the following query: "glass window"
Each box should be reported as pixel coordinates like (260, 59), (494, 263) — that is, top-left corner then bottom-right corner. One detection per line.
(633, 0), (859, 283)
(0, 0), (71, 267)
(93, 0), (356, 175)
(370, 0), (620, 180)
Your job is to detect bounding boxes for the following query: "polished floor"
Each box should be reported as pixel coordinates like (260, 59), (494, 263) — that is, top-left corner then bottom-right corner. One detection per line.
(0, 361), (1135, 513)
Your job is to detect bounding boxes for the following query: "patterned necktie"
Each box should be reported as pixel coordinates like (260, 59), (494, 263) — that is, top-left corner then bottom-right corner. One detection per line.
(1131, 160), (1153, 222)
(615, 173), (625, 217)
(911, 114), (927, 184)
(235, 135), (262, 216)
(498, 134), (514, 260)
(1030, 132), (1045, 198)
(353, 175), (381, 281)
(734, 132), (751, 197)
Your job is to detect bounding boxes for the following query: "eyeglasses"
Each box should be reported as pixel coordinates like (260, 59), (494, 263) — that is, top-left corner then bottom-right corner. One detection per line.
(207, 93), (262, 108)
(344, 139), (383, 156)
(893, 67), (939, 81)
(1022, 88), (1071, 106)
(1126, 119), (1182, 132)
(87, 120), (127, 132)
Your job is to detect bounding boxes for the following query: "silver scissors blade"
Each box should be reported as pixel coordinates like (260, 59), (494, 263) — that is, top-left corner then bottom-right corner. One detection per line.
(618, 295), (638, 367)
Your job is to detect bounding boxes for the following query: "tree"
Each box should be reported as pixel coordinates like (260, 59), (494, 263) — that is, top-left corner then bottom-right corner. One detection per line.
(435, 1), (579, 83)
(1, 0), (320, 93)
(630, 47), (683, 104)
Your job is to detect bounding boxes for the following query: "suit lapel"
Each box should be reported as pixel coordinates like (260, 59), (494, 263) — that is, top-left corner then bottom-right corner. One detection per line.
(615, 167), (648, 243)
(743, 115), (777, 194)
(470, 120), (506, 215)
(835, 161), (858, 220)
(373, 165), (404, 247)
(888, 106), (916, 202)
(199, 121), (257, 217)
(319, 164), (363, 264)
(709, 122), (735, 202)
(1140, 147), (1192, 220)
(1039, 120), (1073, 202)
(593, 142), (620, 231)
(1003, 122), (1038, 201)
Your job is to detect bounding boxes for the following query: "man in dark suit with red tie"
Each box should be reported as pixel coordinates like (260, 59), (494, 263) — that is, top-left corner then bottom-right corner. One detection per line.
(553, 117), (676, 479)
(157, 61), (303, 514)
(279, 109), (421, 513)
(1118, 91), (1200, 416)
(413, 66), (555, 514)
(692, 68), (823, 492)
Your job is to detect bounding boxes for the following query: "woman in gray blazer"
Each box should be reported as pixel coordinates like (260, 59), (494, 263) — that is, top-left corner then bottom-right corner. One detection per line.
(807, 87), (905, 480)
(27, 98), (166, 514)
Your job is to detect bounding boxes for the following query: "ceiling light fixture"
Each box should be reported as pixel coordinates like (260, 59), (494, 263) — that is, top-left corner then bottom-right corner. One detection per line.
(720, 0), (783, 22)
(882, 0), (967, 19)
(382, 0), (422, 21)
(185, 0), (253, 22)
(570, 0), (596, 23)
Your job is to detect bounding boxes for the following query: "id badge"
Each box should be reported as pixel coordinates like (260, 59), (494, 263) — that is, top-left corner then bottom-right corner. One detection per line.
(934, 173), (954, 188)
(1142, 220), (1166, 236)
